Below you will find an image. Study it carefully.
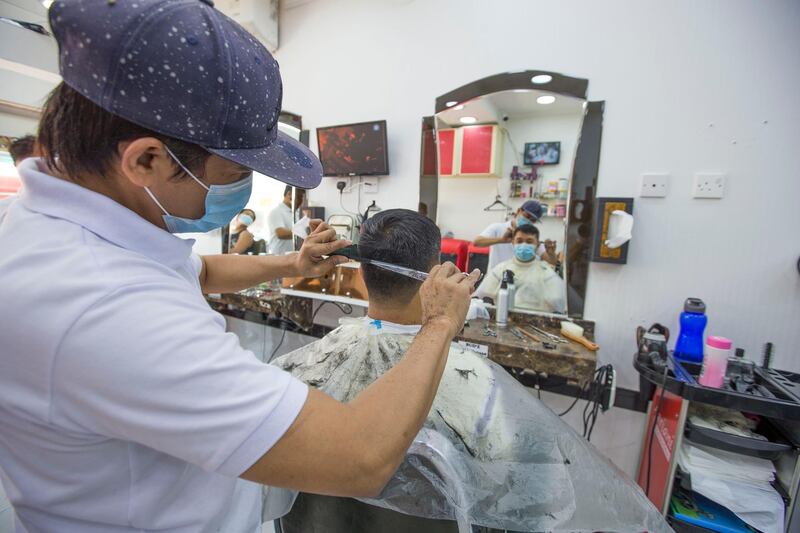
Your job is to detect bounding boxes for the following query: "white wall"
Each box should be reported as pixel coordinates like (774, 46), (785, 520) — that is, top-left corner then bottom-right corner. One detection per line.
(276, 0), (800, 390)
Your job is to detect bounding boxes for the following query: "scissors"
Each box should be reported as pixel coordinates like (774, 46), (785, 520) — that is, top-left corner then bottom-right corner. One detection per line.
(332, 245), (481, 283)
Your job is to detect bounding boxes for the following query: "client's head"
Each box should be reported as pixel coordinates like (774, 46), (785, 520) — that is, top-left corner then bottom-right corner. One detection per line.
(513, 224), (539, 263)
(359, 209), (441, 308)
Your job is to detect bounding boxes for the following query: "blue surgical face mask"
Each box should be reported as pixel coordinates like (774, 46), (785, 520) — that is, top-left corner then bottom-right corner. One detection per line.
(516, 216), (534, 228)
(514, 243), (536, 262)
(145, 146), (253, 234)
(238, 214), (254, 226)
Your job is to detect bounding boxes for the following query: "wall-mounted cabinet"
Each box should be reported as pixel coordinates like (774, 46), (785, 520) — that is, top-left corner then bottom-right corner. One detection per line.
(437, 125), (502, 178)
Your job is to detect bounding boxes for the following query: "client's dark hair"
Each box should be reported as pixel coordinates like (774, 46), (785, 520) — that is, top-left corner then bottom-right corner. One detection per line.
(38, 82), (209, 181)
(513, 224), (540, 239)
(359, 209), (441, 303)
(9, 135), (37, 164)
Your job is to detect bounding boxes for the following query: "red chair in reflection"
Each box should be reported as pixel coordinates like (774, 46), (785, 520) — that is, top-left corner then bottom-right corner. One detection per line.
(466, 244), (490, 277)
(440, 238), (469, 272)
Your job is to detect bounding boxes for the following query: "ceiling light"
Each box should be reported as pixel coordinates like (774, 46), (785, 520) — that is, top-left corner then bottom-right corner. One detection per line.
(531, 74), (552, 85)
(536, 95), (556, 105)
(459, 116), (477, 124)
(445, 101), (458, 107)
(453, 104), (465, 111)
(41, 0), (54, 8)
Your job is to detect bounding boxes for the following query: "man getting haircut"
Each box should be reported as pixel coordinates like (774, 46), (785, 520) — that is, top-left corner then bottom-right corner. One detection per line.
(269, 209), (667, 533)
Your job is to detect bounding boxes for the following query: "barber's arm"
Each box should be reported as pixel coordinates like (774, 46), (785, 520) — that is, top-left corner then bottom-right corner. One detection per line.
(199, 221), (350, 294)
(473, 231), (511, 248)
(241, 263), (481, 497)
(274, 227), (293, 240)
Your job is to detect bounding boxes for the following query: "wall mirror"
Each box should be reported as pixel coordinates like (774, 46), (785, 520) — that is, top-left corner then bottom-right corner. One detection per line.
(421, 71), (604, 318)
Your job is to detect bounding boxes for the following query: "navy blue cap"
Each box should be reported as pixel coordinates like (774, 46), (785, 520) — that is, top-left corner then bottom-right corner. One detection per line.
(49, 0), (322, 189)
(520, 200), (544, 221)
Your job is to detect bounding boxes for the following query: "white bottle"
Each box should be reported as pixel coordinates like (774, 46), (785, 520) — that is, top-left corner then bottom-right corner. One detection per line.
(496, 280), (509, 328)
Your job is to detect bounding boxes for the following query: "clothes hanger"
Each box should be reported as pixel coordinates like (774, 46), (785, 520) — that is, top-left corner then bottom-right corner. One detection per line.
(483, 195), (510, 212)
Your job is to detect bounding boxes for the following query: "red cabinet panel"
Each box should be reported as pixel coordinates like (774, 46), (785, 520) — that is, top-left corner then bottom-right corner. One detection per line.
(421, 129), (437, 177)
(460, 125), (494, 175)
(437, 129), (456, 176)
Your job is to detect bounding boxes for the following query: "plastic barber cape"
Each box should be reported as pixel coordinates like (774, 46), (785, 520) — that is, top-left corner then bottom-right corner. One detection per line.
(475, 258), (566, 314)
(269, 317), (670, 533)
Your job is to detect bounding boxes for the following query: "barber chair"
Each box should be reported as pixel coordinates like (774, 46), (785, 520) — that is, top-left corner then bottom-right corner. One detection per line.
(466, 244), (490, 277)
(441, 238), (469, 271)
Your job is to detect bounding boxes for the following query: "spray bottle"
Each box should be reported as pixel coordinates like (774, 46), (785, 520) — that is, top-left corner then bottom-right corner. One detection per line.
(496, 277), (509, 328)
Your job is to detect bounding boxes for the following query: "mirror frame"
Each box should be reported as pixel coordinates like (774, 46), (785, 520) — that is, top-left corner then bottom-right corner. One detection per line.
(427, 70), (604, 318)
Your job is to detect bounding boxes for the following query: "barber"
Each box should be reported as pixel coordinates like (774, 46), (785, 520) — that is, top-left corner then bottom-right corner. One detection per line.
(0, 1), (480, 532)
(473, 200), (557, 270)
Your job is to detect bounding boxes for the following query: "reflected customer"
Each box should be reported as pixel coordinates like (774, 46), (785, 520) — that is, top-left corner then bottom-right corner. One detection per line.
(229, 209), (258, 254)
(268, 185), (304, 255)
(473, 200), (557, 270)
(474, 224), (565, 313)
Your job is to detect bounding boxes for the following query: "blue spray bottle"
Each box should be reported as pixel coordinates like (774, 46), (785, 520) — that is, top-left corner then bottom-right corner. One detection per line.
(674, 298), (707, 364)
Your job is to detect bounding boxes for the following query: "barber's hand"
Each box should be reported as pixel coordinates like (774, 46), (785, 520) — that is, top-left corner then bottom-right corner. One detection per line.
(419, 262), (482, 338)
(501, 228), (513, 243)
(293, 222), (351, 278)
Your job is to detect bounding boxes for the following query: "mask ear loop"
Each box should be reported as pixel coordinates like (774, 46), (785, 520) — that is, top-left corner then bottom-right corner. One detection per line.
(163, 145), (209, 191)
(144, 187), (171, 217)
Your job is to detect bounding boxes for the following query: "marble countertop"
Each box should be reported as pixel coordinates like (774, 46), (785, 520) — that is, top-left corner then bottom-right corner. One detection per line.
(457, 317), (596, 383)
(208, 291), (596, 383)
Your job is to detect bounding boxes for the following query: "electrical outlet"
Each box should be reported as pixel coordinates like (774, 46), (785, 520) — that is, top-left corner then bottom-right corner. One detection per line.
(362, 176), (379, 194)
(692, 173), (726, 199)
(336, 177), (351, 192)
(640, 173), (669, 198)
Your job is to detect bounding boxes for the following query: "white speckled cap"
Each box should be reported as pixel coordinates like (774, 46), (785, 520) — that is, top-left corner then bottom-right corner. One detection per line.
(49, 0), (322, 188)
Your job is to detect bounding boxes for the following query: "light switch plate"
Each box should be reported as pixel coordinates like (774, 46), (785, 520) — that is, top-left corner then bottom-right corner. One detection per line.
(692, 173), (726, 199)
(362, 176), (379, 194)
(640, 173), (669, 197)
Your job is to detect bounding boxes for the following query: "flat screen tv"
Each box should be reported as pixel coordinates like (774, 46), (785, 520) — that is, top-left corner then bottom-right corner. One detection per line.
(523, 141), (561, 166)
(317, 120), (389, 176)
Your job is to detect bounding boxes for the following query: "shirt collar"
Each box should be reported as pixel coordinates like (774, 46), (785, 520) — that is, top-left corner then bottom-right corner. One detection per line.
(362, 316), (422, 336)
(18, 158), (195, 269)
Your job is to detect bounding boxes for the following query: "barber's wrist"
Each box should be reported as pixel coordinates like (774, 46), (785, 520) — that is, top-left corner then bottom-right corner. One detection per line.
(422, 315), (461, 340)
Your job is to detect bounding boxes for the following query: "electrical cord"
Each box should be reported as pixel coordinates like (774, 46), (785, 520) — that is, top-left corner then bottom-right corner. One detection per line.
(555, 365), (613, 443)
(305, 300), (353, 333)
(267, 326), (287, 363)
(645, 364), (670, 497)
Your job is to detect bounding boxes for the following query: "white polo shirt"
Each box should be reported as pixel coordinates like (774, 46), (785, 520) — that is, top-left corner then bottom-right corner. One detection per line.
(0, 159), (309, 533)
(267, 202), (295, 256)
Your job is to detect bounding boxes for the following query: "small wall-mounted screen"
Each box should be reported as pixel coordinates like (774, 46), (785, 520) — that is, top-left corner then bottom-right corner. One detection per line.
(317, 120), (389, 176)
(523, 141), (561, 166)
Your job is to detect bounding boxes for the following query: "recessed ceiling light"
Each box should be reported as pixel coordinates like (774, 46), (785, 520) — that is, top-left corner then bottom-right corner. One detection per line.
(453, 104), (465, 111)
(536, 95), (556, 105)
(445, 101), (458, 107)
(41, 0), (53, 8)
(531, 74), (552, 85)
(459, 116), (477, 124)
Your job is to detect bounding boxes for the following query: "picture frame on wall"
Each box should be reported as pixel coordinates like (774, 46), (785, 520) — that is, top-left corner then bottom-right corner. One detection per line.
(523, 141), (560, 165)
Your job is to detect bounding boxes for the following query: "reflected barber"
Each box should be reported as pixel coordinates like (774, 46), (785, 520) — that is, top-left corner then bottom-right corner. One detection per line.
(0, 1), (479, 532)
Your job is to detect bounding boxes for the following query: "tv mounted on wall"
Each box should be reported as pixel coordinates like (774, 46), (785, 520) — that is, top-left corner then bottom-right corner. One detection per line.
(523, 141), (561, 166)
(316, 120), (389, 177)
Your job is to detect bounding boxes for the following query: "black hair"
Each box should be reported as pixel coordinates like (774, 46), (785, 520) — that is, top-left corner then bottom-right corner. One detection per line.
(513, 224), (540, 239)
(359, 209), (441, 303)
(9, 135), (37, 164)
(38, 82), (209, 181)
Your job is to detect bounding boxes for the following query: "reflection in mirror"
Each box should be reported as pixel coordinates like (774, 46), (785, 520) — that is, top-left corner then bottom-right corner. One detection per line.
(434, 89), (586, 316)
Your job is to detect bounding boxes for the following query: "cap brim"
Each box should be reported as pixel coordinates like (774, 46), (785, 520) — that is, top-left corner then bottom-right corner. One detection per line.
(208, 131), (322, 189)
